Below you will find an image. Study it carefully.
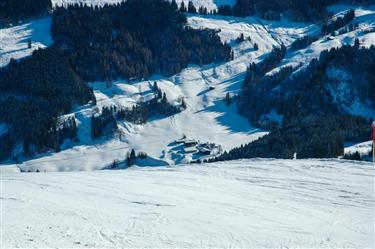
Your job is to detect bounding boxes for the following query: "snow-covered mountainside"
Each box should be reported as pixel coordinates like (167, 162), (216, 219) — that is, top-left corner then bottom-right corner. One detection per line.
(1, 4), (375, 170)
(2, 159), (374, 248)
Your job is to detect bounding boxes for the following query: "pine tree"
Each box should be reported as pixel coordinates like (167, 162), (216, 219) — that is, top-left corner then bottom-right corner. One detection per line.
(171, 0), (178, 10)
(224, 92), (232, 105)
(354, 38), (360, 48)
(127, 149), (136, 166)
(179, 1), (186, 12)
(187, 1), (197, 14)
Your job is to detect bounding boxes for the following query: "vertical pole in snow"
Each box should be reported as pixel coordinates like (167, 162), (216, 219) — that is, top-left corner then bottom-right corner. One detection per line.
(372, 121), (375, 164)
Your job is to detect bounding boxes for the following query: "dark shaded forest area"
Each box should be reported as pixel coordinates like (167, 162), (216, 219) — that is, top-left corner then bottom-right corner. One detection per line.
(0, 0), (51, 26)
(0, 48), (94, 161)
(212, 44), (375, 160)
(51, 0), (232, 81)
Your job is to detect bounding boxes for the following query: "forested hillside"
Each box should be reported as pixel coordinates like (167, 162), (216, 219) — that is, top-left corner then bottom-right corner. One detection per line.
(0, 0), (52, 26)
(0, 48), (94, 161)
(0, 0), (232, 162)
(213, 44), (375, 160)
(51, 0), (232, 81)
(214, 0), (372, 22)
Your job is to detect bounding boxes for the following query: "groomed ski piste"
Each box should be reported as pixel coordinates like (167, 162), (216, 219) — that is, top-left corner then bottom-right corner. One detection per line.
(2, 159), (374, 248)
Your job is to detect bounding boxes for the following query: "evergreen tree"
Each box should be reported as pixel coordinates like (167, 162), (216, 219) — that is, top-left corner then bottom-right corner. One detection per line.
(187, 1), (197, 14)
(179, 1), (187, 12)
(170, 0), (178, 10)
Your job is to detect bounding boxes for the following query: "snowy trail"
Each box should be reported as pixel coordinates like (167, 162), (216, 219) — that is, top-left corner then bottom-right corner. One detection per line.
(2, 159), (374, 248)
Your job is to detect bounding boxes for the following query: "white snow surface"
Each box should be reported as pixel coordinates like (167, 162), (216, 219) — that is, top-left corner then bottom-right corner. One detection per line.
(0, 17), (52, 67)
(345, 141), (373, 156)
(1, 159), (374, 248)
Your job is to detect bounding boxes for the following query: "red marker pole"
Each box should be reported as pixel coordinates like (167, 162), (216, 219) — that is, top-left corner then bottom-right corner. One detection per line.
(373, 121), (375, 164)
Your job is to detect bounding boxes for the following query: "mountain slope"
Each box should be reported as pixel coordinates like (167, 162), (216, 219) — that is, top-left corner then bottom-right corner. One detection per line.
(1, 4), (375, 169)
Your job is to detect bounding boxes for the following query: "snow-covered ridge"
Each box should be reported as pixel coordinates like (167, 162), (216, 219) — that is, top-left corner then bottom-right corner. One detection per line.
(2, 159), (374, 247)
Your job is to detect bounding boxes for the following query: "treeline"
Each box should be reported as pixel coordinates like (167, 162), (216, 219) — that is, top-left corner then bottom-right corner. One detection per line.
(0, 0), (51, 26)
(216, 44), (375, 160)
(51, 0), (232, 81)
(322, 9), (355, 35)
(238, 45), (287, 123)
(290, 36), (319, 51)
(91, 83), (185, 139)
(191, 0), (337, 22)
(184, 0), (369, 23)
(212, 115), (371, 160)
(0, 47), (95, 161)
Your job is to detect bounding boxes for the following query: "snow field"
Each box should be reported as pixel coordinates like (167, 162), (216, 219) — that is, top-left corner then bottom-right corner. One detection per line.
(2, 159), (374, 248)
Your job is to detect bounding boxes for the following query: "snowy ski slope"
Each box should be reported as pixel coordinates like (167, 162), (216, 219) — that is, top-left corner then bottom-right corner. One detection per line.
(2, 159), (374, 248)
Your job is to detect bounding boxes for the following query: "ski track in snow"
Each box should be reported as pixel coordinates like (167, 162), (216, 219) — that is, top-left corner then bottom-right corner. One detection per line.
(1, 159), (374, 248)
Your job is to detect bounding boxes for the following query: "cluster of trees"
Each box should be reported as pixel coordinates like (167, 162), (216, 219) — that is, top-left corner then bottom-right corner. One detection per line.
(212, 115), (371, 160)
(183, 0), (369, 23)
(0, 47), (95, 161)
(91, 107), (118, 139)
(193, 0), (337, 22)
(238, 45), (287, 122)
(51, 0), (232, 81)
(322, 9), (355, 35)
(56, 117), (78, 146)
(110, 149), (148, 169)
(91, 84), (184, 139)
(126, 149), (137, 167)
(290, 36), (319, 51)
(117, 86), (184, 123)
(0, 0), (51, 26)
(218, 44), (375, 160)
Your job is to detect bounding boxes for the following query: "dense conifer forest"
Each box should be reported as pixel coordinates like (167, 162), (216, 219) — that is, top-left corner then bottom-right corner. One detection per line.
(91, 83), (185, 140)
(0, 0), (52, 26)
(212, 44), (375, 160)
(0, 48), (94, 161)
(195, 0), (371, 22)
(51, 0), (232, 81)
